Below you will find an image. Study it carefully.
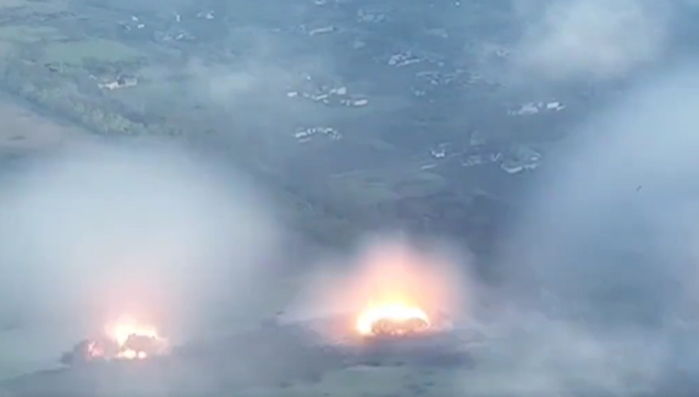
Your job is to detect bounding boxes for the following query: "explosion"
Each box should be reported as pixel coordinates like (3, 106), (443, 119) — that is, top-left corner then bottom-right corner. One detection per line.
(108, 320), (166, 360)
(356, 302), (431, 337)
(84, 340), (106, 360)
(62, 317), (168, 365)
(110, 322), (159, 346)
(309, 240), (465, 340)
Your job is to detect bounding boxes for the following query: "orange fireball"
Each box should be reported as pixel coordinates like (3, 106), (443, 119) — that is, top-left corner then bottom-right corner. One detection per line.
(308, 240), (464, 339)
(63, 315), (170, 366)
(291, 240), (467, 343)
(105, 317), (168, 360)
(108, 320), (160, 346)
(356, 302), (431, 336)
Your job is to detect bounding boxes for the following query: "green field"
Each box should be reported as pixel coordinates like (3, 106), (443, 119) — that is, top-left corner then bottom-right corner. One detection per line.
(330, 169), (446, 206)
(0, 25), (66, 43)
(40, 39), (144, 65)
(244, 366), (461, 397)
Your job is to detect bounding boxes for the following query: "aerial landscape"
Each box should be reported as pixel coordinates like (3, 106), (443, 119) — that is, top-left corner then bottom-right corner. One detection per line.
(1, 0), (699, 396)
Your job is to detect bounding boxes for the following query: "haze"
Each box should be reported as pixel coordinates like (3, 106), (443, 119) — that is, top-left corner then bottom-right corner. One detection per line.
(1, 0), (699, 396)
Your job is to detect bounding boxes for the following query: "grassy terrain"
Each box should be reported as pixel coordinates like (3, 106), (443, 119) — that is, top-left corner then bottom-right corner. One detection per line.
(0, 0), (71, 19)
(327, 166), (447, 209)
(244, 365), (461, 397)
(0, 25), (66, 43)
(40, 39), (144, 65)
(0, 0), (64, 9)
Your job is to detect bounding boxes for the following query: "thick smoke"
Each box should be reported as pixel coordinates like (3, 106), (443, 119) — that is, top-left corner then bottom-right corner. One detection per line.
(513, 0), (670, 81)
(469, 65), (699, 394)
(284, 236), (475, 340)
(0, 141), (277, 375)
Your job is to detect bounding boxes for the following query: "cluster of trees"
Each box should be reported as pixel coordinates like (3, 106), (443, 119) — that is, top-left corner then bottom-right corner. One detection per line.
(0, 57), (182, 137)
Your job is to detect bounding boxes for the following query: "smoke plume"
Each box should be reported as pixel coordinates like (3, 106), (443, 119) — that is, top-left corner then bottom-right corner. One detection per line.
(473, 64), (699, 395)
(0, 141), (277, 375)
(513, 0), (670, 81)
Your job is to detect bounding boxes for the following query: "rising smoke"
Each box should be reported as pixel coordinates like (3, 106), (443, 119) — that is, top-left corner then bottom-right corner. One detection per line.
(2, 0), (699, 395)
(469, 64), (699, 395)
(513, 0), (671, 81)
(284, 236), (475, 340)
(0, 140), (278, 373)
(446, 3), (699, 393)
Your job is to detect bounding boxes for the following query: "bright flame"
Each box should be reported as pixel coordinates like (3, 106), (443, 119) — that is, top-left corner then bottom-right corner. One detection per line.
(298, 240), (466, 342)
(85, 341), (105, 359)
(356, 302), (430, 336)
(117, 349), (137, 360)
(104, 317), (167, 360)
(116, 349), (148, 360)
(109, 321), (159, 346)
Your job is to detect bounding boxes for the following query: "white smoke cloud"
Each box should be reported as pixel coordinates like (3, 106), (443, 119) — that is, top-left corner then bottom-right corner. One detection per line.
(514, 0), (670, 81)
(0, 141), (278, 375)
(460, 311), (669, 395)
(282, 235), (476, 343)
(474, 64), (699, 395)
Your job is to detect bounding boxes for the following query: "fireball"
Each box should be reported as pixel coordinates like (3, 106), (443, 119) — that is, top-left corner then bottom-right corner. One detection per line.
(62, 316), (169, 366)
(116, 349), (148, 360)
(109, 321), (159, 346)
(105, 317), (168, 360)
(296, 240), (465, 343)
(342, 243), (460, 338)
(356, 302), (431, 336)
